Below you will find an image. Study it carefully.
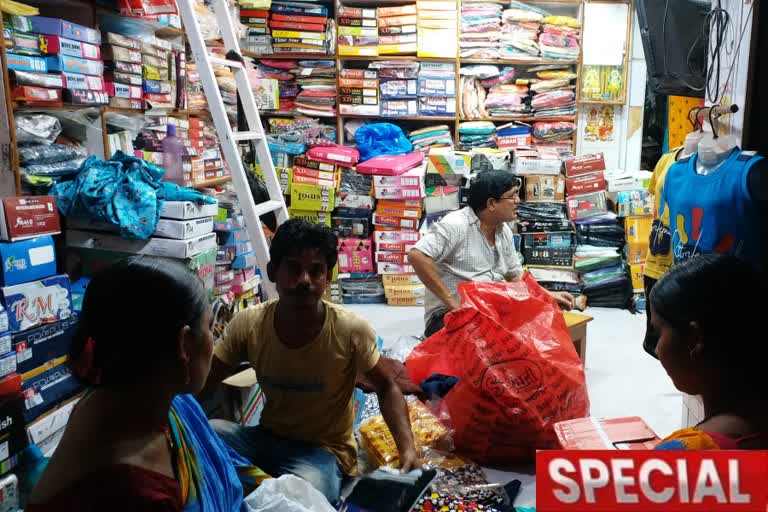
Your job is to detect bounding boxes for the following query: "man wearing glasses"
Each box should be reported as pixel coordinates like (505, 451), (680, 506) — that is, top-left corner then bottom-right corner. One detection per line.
(409, 170), (575, 337)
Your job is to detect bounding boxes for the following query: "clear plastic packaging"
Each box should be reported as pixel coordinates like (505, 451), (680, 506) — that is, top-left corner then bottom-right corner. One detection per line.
(15, 114), (61, 145)
(21, 157), (86, 177)
(18, 144), (87, 165)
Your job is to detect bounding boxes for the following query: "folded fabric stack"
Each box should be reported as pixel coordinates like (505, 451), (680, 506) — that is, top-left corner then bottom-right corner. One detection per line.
(269, 2), (331, 56)
(337, 5), (379, 56)
(499, 1), (549, 60)
(293, 60), (336, 117)
(458, 121), (497, 150)
(253, 59), (297, 113)
(533, 121), (576, 145)
(408, 125), (453, 153)
(417, 62), (456, 117)
(459, 65), (525, 120)
(539, 15), (581, 61)
(369, 60), (420, 116)
(485, 83), (530, 117)
(578, 242), (632, 309)
(529, 66), (578, 118)
(460, 2), (502, 59)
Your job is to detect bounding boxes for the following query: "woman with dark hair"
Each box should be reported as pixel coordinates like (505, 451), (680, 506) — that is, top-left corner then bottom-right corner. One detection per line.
(28, 256), (258, 511)
(651, 254), (768, 450)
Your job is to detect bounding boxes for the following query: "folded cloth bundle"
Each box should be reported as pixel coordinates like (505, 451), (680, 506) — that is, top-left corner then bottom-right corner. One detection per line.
(461, 2), (503, 59)
(533, 121), (576, 141)
(539, 16), (581, 60)
(409, 125), (454, 152)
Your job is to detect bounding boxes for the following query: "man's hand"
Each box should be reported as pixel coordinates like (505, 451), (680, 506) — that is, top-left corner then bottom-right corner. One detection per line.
(548, 290), (575, 310)
(398, 446), (419, 473)
(444, 296), (461, 311)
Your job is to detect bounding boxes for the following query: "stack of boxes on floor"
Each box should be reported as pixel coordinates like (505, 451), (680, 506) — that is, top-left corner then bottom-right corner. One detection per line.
(423, 148), (467, 231)
(565, 153), (631, 309)
(416, 0), (457, 58)
(6, 15), (107, 107)
(338, 5), (378, 57)
(0, 197), (79, 475)
(378, 5), (417, 55)
(605, 169), (654, 311)
(269, 3), (332, 56)
(366, 155), (426, 307)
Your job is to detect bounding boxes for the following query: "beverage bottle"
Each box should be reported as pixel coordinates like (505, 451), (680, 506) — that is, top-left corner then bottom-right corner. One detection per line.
(161, 123), (185, 186)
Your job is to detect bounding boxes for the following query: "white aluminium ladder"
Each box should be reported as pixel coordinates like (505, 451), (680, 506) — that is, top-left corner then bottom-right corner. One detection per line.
(176, 0), (288, 299)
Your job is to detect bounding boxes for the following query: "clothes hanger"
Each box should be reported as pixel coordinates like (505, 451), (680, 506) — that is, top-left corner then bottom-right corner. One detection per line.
(680, 107), (704, 158)
(696, 104), (739, 174)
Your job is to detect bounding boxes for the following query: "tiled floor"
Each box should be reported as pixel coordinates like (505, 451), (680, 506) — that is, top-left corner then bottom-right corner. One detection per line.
(346, 304), (683, 507)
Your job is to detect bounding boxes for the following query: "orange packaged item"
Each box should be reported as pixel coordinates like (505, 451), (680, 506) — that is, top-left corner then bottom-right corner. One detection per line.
(359, 397), (450, 467)
(554, 416), (660, 450)
(406, 274), (590, 465)
(377, 4), (417, 16)
(378, 14), (418, 27)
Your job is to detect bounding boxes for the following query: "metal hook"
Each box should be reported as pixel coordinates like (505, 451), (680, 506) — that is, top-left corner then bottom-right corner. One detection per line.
(708, 107), (719, 139)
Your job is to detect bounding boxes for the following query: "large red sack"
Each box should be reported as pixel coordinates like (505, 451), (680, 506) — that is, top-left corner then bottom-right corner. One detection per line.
(406, 274), (590, 465)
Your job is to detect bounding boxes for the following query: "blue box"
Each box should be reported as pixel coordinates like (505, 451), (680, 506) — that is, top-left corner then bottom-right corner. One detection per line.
(12, 315), (78, 375)
(218, 228), (250, 247)
(5, 53), (46, 73)
(231, 252), (257, 270)
(46, 55), (103, 77)
(21, 358), (82, 423)
(1, 274), (72, 333)
(30, 17), (101, 45)
(0, 236), (57, 287)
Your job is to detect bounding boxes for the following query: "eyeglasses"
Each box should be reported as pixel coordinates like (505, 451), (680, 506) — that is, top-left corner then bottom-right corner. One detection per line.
(497, 192), (520, 201)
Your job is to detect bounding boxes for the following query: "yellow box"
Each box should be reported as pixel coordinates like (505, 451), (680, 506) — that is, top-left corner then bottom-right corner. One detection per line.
(384, 284), (426, 299)
(289, 208), (332, 227)
(290, 182), (335, 212)
(382, 274), (422, 286)
(388, 296), (425, 306)
(378, 43), (418, 55)
(625, 216), (652, 245)
(338, 46), (379, 56)
(626, 241), (649, 265)
(630, 263), (645, 292)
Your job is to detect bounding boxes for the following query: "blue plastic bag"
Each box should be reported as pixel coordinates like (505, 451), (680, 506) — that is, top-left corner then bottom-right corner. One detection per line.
(354, 123), (413, 162)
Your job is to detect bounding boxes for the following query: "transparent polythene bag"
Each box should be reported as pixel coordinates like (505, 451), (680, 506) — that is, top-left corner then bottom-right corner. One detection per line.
(406, 273), (590, 465)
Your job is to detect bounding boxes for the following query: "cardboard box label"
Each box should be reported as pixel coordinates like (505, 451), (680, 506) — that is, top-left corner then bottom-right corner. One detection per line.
(0, 198), (61, 242)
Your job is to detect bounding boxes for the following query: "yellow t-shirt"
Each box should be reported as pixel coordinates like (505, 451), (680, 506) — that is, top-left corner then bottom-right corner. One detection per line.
(214, 300), (380, 474)
(644, 148), (682, 280)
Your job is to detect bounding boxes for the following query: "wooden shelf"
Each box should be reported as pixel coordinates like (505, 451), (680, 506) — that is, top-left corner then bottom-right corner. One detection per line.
(243, 51), (332, 59)
(103, 106), (144, 115)
(13, 103), (99, 112)
(460, 58), (579, 66)
(464, 116), (577, 123)
(340, 114), (456, 121)
(339, 55), (455, 62)
(192, 176), (232, 189)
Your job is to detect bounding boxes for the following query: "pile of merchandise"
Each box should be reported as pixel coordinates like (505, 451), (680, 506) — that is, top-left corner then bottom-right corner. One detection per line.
(499, 2), (545, 60)
(458, 121), (497, 150)
(417, 62), (456, 117)
(240, 4), (271, 54)
(532, 121), (577, 156)
(530, 66), (577, 118)
(6, 15), (107, 107)
(459, 2), (502, 59)
(408, 125), (453, 153)
(339, 68), (380, 116)
(252, 58), (297, 114)
(102, 33), (142, 110)
(338, 5), (378, 56)
(539, 15), (581, 61)
(294, 60), (337, 117)
(378, 4), (417, 55)
(417, 0), (458, 58)
(368, 60), (420, 117)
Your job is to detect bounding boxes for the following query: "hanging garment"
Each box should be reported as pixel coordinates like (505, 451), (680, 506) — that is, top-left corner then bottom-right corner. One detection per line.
(644, 147), (682, 280)
(658, 150), (764, 269)
(53, 152), (215, 240)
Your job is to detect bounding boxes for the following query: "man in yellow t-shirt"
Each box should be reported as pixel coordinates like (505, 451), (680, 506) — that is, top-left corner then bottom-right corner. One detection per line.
(203, 219), (416, 503)
(643, 147), (681, 357)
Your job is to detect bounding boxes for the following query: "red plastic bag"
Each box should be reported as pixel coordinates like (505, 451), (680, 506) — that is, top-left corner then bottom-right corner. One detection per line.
(406, 273), (589, 465)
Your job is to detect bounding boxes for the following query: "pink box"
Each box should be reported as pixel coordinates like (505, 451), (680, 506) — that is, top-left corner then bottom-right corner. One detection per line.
(377, 262), (415, 274)
(373, 187), (424, 200)
(337, 238), (373, 273)
(372, 213), (419, 230)
(372, 164), (425, 189)
(373, 230), (420, 244)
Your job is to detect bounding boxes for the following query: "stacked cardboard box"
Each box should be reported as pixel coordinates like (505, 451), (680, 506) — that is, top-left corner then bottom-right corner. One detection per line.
(141, 37), (174, 109)
(368, 157), (427, 306)
(269, 3), (331, 56)
(339, 69), (379, 116)
(423, 147), (468, 228)
(367, 60), (420, 117)
(214, 192), (261, 304)
(377, 4), (417, 55)
(418, 62), (456, 117)
(103, 32), (143, 109)
(26, 16), (109, 106)
(565, 153), (632, 309)
(417, 0), (458, 58)
(338, 5), (378, 56)
(0, 198), (78, 474)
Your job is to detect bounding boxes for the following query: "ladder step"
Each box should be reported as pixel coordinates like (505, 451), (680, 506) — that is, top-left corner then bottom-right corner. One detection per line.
(252, 200), (286, 217)
(209, 56), (244, 69)
(232, 131), (264, 142)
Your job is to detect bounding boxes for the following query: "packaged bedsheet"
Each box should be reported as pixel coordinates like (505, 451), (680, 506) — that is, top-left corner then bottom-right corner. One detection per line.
(418, 97), (456, 115)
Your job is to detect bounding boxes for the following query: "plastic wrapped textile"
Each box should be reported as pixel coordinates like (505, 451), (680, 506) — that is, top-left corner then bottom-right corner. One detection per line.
(18, 144), (87, 165)
(539, 33), (579, 49)
(575, 222), (625, 247)
(502, 8), (544, 23)
(583, 279), (633, 310)
(21, 157), (86, 177)
(52, 151), (216, 240)
(541, 15), (580, 27)
(244, 475), (335, 512)
(15, 114), (61, 145)
(537, 70), (577, 80)
(460, 65), (501, 79)
(533, 121), (576, 141)
(406, 274), (590, 464)
(354, 123), (414, 161)
(531, 90), (575, 109)
(516, 201), (569, 223)
(575, 255), (623, 273)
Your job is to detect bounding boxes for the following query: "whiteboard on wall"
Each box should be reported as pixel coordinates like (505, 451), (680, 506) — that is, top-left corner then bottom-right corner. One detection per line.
(582, 2), (629, 66)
